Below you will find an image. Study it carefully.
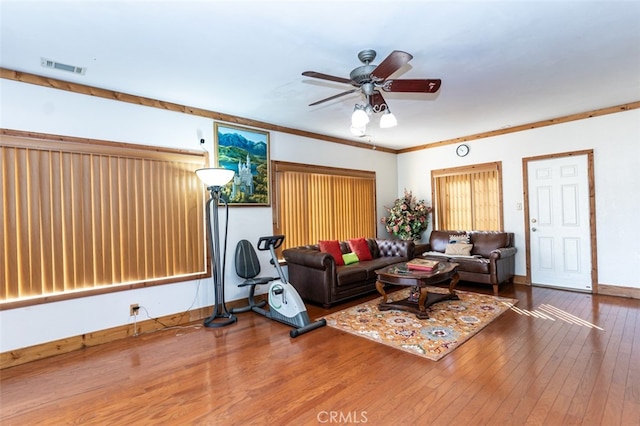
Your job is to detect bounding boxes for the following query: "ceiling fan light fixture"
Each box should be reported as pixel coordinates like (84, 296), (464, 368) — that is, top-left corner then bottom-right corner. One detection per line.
(351, 106), (370, 127)
(304, 49), (441, 135)
(379, 110), (397, 128)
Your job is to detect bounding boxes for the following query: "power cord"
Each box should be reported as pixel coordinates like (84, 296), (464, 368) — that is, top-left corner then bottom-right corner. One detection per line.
(168, 278), (203, 326)
(140, 306), (170, 328)
(129, 280), (205, 338)
(137, 306), (202, 336)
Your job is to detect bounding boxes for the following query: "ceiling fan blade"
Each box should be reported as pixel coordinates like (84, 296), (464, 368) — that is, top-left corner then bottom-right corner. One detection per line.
(309, 88), (360, 106)
(370, 50), (413, 81)
(381, 79), (442, 93)
(302, 71), (351, 85)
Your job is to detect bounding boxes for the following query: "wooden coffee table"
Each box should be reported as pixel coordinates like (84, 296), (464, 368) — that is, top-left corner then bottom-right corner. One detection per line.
(375, 262), (460, 319)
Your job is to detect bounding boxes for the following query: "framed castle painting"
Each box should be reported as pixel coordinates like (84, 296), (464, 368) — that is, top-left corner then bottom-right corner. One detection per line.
(214, 122), (270, 206)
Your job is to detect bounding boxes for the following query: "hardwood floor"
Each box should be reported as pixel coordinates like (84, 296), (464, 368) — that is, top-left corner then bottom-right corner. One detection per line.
(1, 283), (639, 425)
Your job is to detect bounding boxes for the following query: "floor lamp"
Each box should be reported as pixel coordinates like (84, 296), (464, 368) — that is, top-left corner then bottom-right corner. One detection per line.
(195, 167), (236, 328)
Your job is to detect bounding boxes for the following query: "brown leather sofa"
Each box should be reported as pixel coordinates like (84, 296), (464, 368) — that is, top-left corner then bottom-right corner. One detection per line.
(421, 230), (517, 295)
(282, 239), (415, 308)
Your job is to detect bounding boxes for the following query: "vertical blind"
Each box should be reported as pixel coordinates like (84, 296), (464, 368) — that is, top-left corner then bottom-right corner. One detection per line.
(432, 162), (503, 231)
(1, 133), (207, 303)
(272, 161), (376, 251)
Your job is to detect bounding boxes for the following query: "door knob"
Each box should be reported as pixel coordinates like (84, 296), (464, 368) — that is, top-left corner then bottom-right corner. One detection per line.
(532, 227), (537, 232)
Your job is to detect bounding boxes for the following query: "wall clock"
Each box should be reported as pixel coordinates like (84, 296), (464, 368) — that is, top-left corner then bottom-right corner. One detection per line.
(456, 144), (470, 157)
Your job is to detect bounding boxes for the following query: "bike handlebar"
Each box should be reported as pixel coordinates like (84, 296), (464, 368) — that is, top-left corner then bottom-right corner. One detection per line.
(257, 235), (285, 251)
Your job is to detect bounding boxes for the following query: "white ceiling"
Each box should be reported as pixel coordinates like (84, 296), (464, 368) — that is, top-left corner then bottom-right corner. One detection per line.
(1, 0), (639, 150)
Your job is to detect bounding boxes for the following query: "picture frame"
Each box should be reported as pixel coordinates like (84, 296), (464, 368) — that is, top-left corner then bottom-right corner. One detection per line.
(214, 122), (270, 206)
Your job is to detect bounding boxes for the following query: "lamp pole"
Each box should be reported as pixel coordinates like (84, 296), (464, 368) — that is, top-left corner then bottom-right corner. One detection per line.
(195, 168), (236, 328)
(203, 184), (236, 328)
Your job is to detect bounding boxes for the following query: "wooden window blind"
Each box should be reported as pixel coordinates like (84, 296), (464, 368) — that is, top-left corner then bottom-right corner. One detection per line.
(1, 131), (208, 307)
(272, 161), (376, 251)
(431, 162), (503, 231)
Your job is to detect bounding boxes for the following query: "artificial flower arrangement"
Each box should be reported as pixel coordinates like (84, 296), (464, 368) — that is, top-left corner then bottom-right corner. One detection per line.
(381, 189), (433, 241)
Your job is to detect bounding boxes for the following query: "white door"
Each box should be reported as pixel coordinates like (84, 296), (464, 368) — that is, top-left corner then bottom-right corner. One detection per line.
(527, 155), (592, 291)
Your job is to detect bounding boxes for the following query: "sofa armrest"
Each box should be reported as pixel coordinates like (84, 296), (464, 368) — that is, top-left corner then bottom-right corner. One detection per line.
(488, 246), (517, 286)
(282, 248), (334, 270)
(489, 246), (517, 260)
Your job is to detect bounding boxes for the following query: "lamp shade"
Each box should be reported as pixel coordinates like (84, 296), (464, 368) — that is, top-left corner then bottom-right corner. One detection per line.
(379, 111), (398, 128)
(351, 108), (370, 127)
(195, 168), (235, 187)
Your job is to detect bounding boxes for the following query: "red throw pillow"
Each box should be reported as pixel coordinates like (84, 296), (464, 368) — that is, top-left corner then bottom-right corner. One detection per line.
(318, 240), (344, 265)
(348, 238), (372, 261)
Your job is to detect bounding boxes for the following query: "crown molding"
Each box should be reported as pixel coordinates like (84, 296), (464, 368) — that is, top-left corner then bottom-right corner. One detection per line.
(2, 68), (638, 155)
(0, 67), (397, 154)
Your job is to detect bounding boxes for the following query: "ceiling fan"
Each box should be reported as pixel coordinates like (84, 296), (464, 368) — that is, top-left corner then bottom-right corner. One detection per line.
(302, 49), (441, 130)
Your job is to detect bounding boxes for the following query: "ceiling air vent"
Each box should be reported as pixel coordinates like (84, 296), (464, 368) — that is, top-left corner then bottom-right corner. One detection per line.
(41, 58), (86, 75)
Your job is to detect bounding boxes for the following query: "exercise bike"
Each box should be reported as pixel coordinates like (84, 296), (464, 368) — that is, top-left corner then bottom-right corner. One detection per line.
(231, 235), (326, 338)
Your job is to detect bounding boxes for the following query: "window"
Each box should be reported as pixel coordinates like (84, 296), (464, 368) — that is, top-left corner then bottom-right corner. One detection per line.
(1, 131), (208, 308)
(431, 161), (503, 230)
(272, 161), (376, 251)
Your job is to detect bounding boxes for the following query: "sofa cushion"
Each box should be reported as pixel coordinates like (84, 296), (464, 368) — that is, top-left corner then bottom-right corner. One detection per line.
(349, 238), (373, 261)
(319, 240), (344, 265)
(361, 257), (405, 280)
(336, 265), (368, 287)
(451, 257), (490, 274)
(423, 251), (451, 259)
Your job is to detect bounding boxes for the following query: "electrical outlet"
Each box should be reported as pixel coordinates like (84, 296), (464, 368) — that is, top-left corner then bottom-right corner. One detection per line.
(130, 303), (139, 316)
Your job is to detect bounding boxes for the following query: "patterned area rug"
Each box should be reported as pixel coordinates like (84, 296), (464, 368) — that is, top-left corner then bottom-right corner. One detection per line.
(322, 287), (517, 361)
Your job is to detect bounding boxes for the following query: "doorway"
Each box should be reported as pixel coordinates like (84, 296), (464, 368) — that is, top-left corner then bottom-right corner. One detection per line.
(523, 151), (597, 292)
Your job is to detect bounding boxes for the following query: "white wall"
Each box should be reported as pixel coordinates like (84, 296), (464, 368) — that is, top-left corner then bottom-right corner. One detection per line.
(2, 78), (637, 352)
(397, 109), (640, 289)
(0, 80), (398, 351)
